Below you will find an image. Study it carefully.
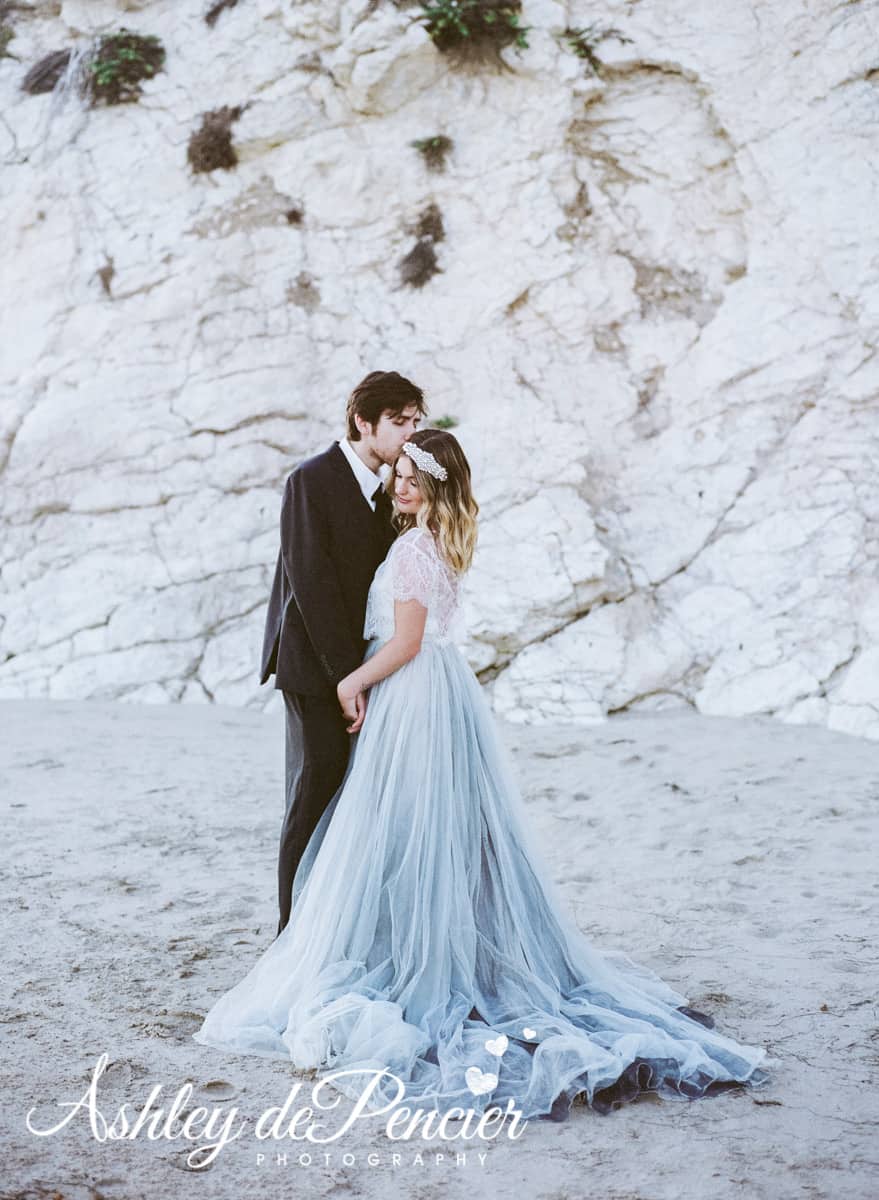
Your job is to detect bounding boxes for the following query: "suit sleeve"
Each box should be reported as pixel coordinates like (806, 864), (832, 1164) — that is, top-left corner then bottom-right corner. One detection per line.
(280, 468), (363, 688)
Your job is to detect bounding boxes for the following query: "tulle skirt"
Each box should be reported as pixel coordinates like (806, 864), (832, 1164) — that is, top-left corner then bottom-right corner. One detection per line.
(193, 638), (775, 1120)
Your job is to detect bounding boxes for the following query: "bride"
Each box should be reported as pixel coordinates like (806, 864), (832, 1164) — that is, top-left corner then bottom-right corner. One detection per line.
(193, 428), (774, 1121)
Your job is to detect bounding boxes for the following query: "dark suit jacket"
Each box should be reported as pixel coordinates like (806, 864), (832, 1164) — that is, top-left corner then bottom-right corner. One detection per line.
(260, 441), (397, 696)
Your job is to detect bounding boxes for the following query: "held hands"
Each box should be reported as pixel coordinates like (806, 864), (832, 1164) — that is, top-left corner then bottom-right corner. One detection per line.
(337, 676), (366, 734)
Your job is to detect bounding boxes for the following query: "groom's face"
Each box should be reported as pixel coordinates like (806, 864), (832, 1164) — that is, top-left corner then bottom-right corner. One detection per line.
(362, 405), (422, 466)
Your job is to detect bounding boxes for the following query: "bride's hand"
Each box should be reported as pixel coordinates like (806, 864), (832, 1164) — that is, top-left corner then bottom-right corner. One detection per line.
(337, 678), (366, 733)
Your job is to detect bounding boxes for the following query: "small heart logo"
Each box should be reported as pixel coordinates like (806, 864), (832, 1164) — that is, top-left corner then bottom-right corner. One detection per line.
(522, 1027), (537, 1039)
(465, 1066), (498, 1095)
(484, 1034), (508, 1057)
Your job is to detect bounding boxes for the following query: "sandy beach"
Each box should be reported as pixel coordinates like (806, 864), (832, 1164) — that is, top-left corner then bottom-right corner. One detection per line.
(2, 697), (877, 1199)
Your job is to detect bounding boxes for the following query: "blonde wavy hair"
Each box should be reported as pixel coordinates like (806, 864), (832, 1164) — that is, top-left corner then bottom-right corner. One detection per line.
(389, 429), (479, 573)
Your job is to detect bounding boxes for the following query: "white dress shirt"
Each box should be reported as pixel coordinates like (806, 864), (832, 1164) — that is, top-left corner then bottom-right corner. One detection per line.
(339, 437), (390, 511)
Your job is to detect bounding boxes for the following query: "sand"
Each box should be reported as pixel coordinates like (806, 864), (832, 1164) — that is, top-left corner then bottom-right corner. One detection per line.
(1, 697), (877, 1199)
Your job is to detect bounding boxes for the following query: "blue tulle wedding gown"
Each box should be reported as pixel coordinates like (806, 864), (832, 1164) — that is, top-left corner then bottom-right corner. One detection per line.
(193, 527), (774, 1120)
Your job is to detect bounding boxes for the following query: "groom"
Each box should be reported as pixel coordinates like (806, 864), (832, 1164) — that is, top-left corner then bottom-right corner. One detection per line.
(260, 371), (426, 935)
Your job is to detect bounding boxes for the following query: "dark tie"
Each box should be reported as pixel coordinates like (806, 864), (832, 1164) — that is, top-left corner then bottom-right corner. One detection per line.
(372, 484), (392, 524)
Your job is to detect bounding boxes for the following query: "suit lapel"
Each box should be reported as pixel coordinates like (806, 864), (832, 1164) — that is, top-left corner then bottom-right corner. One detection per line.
(323, 441), (374, 523)
(323, 442), (396, 558)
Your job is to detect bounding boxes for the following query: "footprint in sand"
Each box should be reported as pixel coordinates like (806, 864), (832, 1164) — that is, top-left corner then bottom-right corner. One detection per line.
(131, 1010), (204, 1041)
(198, 1080), (237, 1099)
(168, 1146), (215, 1172)
(101, 1058), (152, 1088)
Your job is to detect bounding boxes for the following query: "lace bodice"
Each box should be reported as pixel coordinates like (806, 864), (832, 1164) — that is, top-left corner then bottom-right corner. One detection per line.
(363, 527), (464, 645)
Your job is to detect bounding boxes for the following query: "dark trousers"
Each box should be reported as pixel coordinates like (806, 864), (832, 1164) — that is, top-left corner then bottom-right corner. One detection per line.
(276, 690), (351, 936)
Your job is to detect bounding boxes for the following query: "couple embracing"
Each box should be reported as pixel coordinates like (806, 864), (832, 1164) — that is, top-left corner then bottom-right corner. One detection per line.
(193, 370), (773, 1123)
(258, 370), (434, 936)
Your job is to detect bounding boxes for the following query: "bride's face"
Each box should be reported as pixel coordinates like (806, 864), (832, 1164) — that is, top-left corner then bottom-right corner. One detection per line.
(393, 454), (423, 514)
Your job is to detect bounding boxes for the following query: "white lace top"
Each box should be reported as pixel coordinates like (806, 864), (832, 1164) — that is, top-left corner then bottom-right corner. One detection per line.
(363, 527), (464, 645)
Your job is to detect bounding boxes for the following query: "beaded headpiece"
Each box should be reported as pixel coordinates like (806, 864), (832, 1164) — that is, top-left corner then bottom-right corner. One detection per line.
(402, 441), (447, 481)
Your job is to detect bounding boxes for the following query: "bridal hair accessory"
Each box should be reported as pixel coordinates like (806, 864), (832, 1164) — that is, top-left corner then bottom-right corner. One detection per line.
(402, 441), (447, 481)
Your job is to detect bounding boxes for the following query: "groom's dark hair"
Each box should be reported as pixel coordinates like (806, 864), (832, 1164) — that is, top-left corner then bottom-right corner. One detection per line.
(346, 371), (427, 440)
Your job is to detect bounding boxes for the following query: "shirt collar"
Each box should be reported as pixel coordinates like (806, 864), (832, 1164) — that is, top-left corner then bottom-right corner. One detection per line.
(338, 437), (390, 506)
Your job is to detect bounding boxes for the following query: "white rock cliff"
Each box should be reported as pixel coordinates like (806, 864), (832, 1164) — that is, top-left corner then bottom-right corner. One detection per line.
(1, 0), (877, 737)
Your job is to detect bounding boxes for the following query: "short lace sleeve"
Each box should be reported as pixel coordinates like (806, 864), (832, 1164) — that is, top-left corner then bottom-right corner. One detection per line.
(391, 531), (438, 609)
